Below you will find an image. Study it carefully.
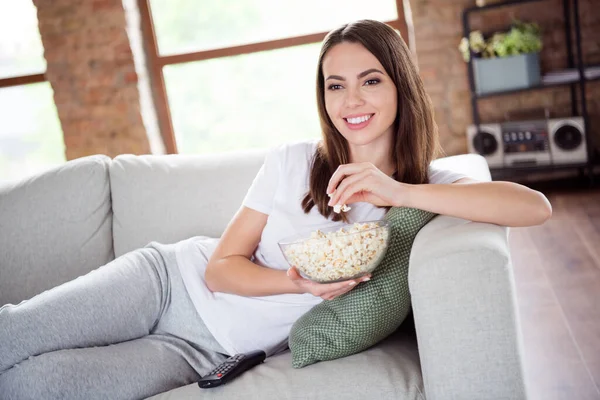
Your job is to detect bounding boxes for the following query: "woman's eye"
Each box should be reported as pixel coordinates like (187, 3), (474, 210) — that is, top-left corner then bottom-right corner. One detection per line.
(365, 79), (380, 86)
(328, 84), (343, 91)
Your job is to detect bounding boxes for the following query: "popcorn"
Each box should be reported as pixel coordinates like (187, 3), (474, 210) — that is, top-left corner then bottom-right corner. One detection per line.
(328, 193), (351, 214)
(282, 222), (389, 283)
(333, 204), (351, 213)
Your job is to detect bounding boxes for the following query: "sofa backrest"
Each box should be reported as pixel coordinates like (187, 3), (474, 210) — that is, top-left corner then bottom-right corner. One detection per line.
(109, 148), (266, 257)
(108, 151), (491, 258)
(0, 155), (115, 305)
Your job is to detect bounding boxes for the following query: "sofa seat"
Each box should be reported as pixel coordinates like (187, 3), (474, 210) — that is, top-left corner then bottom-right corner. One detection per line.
(148, 324), (424, 400)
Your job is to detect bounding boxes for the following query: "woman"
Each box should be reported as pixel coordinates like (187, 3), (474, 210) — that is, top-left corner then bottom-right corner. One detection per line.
(0, 19), (552, 400)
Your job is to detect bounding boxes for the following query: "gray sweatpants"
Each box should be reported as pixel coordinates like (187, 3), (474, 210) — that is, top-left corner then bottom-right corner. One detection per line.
(0, 242), (230, 400)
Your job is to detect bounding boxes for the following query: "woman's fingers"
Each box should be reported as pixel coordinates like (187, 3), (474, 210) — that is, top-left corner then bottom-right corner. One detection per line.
(328, 169), (372, 207)
(326, 162), (373, 195)
(287, 266), (303, 280)
(287, 266), (371, 299)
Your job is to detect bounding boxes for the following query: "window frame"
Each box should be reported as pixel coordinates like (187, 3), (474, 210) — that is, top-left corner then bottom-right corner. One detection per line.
(0, 73), (46, 88)
(138, 0), (409, 154)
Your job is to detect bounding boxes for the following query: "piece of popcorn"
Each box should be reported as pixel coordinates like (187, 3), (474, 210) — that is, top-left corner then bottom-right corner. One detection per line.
(328, 192), (350, 213)
(333, 204), (351, 213)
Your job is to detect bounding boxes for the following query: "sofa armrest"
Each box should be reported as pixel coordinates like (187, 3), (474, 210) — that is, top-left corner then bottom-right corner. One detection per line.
(408, 215), (527, 400)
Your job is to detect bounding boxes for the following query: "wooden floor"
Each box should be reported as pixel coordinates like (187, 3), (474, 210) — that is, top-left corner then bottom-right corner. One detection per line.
(509, 182), (600, 399)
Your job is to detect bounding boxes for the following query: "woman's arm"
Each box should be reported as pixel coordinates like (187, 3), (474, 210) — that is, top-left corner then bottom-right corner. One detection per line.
(207, 255), (304, 296)
(399, 178), (552, 227)
(205, 206), (303, 296)
(205, 206), (368, 298)
(326, 163), (552, 228)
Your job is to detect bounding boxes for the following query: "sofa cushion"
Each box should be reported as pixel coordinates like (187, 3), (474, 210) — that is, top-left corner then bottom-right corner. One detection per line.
(288, 207), (437, 368)
(0, 155), (114, 305)
(109, 149), (265, 257)
(147, 326), (425, 400)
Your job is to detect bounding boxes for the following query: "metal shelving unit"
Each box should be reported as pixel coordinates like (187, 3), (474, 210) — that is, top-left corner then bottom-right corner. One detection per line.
(462, 0), (596, 185)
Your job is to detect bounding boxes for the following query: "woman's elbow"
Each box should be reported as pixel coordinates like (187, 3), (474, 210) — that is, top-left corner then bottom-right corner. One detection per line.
(204, 263), (220, 292)
(534, 191), (553, 225)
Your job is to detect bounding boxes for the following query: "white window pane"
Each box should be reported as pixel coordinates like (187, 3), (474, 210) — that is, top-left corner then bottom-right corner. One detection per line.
(151, 0), (398, 56)
(0, 1), (46, 79)
(164, 44), (322, 154)
(0, 83), (65, 184)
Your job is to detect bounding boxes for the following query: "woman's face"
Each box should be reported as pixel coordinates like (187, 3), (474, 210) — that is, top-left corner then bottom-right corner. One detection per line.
(322, 42), (398, 147)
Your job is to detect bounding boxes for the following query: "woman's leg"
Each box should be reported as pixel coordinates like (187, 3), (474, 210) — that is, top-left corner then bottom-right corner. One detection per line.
(148, 241), (229, 360)
(0, 333), (225, 400)
(0, 247), (172, 373)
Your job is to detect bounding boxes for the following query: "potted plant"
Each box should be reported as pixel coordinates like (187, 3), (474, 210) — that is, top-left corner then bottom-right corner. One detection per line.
(459, 20), (543, 95)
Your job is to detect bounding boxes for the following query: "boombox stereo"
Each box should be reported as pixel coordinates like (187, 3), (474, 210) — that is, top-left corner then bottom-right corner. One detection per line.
(467, 117), (588, 168)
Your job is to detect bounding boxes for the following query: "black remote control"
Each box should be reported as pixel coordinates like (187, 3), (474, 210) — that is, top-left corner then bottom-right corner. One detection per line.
(197, 350), (266, 389)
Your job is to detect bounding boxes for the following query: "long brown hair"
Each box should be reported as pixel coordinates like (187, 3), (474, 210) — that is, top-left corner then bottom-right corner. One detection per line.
(301, 19), (443, 222)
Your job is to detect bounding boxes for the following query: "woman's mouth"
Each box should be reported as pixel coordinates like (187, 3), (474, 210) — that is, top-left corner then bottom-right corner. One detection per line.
(343, 114), (374, 130)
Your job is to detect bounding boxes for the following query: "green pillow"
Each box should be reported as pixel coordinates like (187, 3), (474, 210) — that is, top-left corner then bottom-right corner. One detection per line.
(288, 207), (437, 368)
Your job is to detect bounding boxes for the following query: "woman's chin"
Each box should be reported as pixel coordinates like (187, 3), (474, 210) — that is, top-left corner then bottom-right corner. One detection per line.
(339, 129), (380, 146)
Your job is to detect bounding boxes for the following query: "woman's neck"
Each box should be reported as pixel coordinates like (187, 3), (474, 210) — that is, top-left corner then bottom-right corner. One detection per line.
(347, 134), (396, 177)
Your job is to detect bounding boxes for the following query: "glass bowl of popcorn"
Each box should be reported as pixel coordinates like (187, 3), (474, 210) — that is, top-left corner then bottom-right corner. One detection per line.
(278, 220), (390, 284)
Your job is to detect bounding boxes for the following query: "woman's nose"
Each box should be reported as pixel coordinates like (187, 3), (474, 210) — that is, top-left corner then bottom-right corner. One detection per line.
(344, 87), (365, 107)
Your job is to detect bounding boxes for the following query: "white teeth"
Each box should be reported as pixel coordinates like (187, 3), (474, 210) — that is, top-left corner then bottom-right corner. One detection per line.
(346, 114), (372, 124)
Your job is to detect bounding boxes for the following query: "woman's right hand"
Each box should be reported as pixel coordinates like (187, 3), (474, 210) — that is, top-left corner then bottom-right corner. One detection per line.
(287, 266), (371, 300)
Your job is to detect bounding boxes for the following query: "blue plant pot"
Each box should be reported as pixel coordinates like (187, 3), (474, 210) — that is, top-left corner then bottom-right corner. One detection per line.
(473, 52), (541, 95)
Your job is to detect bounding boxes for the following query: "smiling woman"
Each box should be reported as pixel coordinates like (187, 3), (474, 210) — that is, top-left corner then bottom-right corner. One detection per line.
(326, 67), (388, 131)
(0, 18), (551, 400)
(301, 20), (551, 226)
(324, 49), (399, 152)
(303, 20), (440, 222)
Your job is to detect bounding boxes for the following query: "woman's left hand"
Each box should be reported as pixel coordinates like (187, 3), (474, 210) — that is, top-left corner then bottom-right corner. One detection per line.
(326, 162), (408, 208)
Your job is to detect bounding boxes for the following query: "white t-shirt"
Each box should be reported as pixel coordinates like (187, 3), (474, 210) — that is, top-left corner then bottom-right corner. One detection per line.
(175, 139), (467, 357)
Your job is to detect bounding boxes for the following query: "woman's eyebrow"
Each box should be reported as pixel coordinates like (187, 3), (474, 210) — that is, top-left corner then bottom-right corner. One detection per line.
(325, 68), (384, 81)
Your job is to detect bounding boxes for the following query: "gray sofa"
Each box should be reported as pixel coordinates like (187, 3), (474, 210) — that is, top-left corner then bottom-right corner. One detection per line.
(0, 149), (527, 400)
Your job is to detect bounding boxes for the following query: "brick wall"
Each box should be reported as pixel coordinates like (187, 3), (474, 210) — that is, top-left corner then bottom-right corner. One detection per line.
(33, 0), (150, 160)
(411, 0), (600, 159)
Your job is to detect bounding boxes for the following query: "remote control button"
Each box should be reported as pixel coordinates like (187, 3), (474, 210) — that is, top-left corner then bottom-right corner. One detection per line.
(217, 373), (222, 377)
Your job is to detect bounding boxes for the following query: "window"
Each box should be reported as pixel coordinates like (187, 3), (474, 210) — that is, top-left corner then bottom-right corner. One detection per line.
(0, 84), (64, 183)
(164, 44), (323, 154)
(0, 1), (65, 183)
(150, 0), (398, 56)
(139, 0), (408, 154)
